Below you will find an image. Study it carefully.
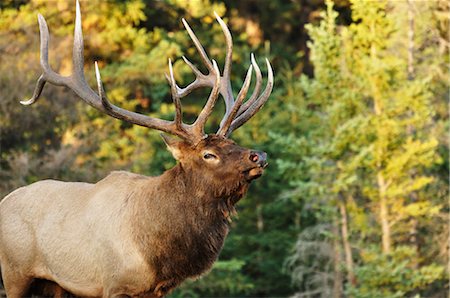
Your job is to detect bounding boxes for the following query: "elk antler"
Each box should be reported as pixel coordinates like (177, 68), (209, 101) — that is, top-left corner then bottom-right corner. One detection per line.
(22, 0), (273, 143)
(176, 13), (274, 137)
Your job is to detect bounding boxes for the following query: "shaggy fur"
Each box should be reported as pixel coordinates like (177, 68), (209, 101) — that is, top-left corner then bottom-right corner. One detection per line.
(0, 135), (266, 297)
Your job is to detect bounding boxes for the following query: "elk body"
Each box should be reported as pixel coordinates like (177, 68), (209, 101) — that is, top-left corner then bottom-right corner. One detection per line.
(0, 1), (273, 297)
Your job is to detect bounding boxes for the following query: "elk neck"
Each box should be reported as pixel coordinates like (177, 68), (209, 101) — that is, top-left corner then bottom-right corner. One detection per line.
(162, 163), (250, 219)
(127, 163), (250, 290)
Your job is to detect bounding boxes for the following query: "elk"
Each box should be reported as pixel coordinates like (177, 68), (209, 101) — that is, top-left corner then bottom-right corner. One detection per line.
(0, 1), (273, 297)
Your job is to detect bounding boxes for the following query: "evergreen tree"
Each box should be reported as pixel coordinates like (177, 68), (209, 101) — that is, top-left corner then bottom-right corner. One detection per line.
(286, 1), (447, 296)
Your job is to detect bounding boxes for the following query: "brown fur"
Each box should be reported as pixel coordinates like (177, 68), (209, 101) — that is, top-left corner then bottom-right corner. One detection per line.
(0, 135), (267, 297)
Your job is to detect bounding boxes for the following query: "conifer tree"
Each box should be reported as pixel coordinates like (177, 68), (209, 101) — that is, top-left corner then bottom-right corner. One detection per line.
(288, 0), (446, 296)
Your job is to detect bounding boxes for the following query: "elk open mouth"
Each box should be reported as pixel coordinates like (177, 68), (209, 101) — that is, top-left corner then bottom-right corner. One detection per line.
(244, 163), (268, 182)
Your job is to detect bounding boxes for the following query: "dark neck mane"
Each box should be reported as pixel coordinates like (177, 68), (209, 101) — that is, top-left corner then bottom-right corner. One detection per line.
(162, 164), (249, 220)
(129, 163), (250, 294)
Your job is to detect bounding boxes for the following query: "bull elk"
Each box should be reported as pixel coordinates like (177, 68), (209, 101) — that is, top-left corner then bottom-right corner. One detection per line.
(0, 1), (273, 297)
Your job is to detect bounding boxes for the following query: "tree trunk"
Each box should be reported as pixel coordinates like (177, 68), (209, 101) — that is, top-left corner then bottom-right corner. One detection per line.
(378, 172), (391, 254)
(370, 24), (391, 255)
(256, 202), (264, 233)
(407, 0), (419, 268)
(332, 221), (343, 298)
(339, 199), (356, 286)
(407, 0), (415, 81)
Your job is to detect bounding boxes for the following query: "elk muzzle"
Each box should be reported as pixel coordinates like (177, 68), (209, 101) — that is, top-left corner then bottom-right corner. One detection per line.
(246, 150), (268, 181)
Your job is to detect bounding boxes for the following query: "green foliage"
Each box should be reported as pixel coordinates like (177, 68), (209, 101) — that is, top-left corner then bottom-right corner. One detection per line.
(1, 0), (448, 297)
(170, 259), (254, 298)
(281, 0), (448, 297)
(286, 224), (336, 297)
(347, 246), (445, 298)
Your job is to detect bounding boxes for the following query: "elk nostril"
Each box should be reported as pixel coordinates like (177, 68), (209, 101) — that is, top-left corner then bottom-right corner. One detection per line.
(250, 153), (259, 163)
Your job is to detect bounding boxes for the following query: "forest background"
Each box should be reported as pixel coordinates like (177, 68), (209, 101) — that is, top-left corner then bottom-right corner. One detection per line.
(0, 0), (448, 297)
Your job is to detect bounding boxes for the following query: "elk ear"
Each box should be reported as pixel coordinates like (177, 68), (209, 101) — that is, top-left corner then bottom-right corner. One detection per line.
(161, 134), (184, 160)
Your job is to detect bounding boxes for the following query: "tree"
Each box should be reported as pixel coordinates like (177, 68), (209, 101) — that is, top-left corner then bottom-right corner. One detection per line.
(286, 0), (448, 296)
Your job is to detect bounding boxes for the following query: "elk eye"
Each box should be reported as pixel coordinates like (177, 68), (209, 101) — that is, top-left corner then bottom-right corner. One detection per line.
(203, 153), (217, 160)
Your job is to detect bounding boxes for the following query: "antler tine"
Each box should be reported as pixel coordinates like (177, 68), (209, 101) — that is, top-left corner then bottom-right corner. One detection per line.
(181, 56), (203, 77)
(20, 74), (45, 105)
(20, 14), (70, 105)
(227, 58), (274, 135)
(217, 64), (253, 136)
(167, 59), (183, 130)
(192, 60), (221, 136)
(213, 12), (235, 123)
(69, 0), (101, 107)
(176, 56), (212, 97)
(94, 61), (110, 110)
(182, 18), (214, 73)
(214, 12), (232, 82)
(237, 54), (262, 116)
(73, 0), (86, 82)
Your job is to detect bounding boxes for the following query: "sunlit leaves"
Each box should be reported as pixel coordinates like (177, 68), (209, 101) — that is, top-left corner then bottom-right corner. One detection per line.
(286, 0), (447, 296)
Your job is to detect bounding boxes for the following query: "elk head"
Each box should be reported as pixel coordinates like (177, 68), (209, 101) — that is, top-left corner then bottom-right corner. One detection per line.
(163, 134), (267, 198)
(22, 0), (274, 186)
